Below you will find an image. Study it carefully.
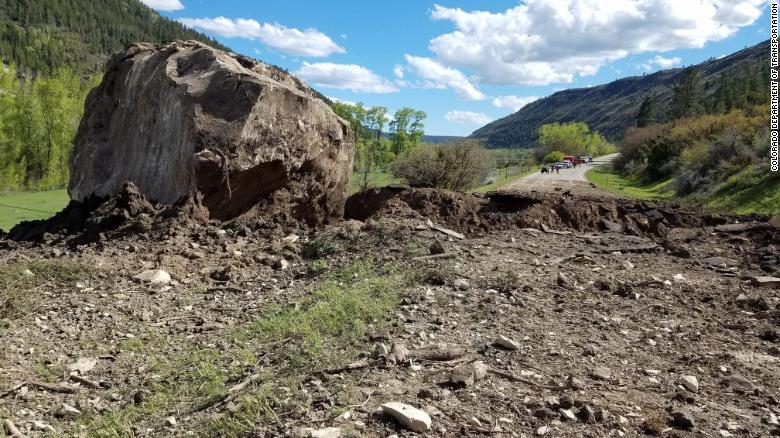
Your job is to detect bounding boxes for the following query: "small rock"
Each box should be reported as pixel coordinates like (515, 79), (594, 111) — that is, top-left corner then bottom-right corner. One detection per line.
(590, 366), (611, 381)
(568, 376), (586, 390)
(274, 258), (290, 270)
(577, 405), (596, 423)
(32, 420), (55, 432)
(386, 343), (409, 365)
(453, 278), (470, 290)
(751, 276), (780, 289)
(494, 335), (521, 351)
(282, 234), (300, 243)
(537, 425), (550, 436)
(673, 273), (686, 283)
(768, 214), (780, 230)
(380, 402), (432, 432)
(310, 427), (341, 438)
(622, 260), (635, 270)
(670, 410), (694, 430)
(67, 357), (98, 375)
(133, 269), (171, 284)
(557, 272), (572, 288)
(166, 416), (177, 427)
(679, 375), (698, 392)
(450, 361), (488, 386)
(559, 408), (577, 422)
(533, 408), (557, 420)
(58, 403), (81, 418)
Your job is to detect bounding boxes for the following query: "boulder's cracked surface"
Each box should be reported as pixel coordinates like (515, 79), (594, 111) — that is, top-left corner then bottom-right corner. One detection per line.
(69, 40), (354, 225)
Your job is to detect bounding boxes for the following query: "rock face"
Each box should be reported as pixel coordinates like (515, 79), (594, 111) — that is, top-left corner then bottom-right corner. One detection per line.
(69, 40), (354, 225)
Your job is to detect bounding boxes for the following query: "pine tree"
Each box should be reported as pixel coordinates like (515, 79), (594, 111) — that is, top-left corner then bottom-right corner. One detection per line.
(636, 96), (655, 127)
(669, 69), (704, 120)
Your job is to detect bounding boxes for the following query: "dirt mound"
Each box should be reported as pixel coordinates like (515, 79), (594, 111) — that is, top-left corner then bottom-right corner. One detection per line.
(345, 186), (726, 237)
(5, 182), (202, 244)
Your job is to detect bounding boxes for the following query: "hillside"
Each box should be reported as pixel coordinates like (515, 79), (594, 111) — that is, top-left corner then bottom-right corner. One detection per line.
(0, 0), (230, 75)
(471, 40), (769, 148)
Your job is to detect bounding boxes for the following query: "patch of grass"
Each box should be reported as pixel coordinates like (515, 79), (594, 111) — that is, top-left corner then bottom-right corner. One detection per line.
(302, 234), (343, 259)
(490, 270), (522, 293)
(240, 260), (404, 364)
(586, 167), (673, 200)
(706, 167), (780, 215)
(84, 259), (421, 438)
(472, 166), (536, 193)
(0, 189), (69, 231)
(348, 170), (401, 194)
(0, 260), (89, 319)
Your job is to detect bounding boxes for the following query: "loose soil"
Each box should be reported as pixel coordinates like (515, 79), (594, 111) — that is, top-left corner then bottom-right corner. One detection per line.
(1, 186), (778, 437)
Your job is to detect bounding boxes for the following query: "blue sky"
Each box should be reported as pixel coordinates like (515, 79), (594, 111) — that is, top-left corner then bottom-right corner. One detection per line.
(143, 0), (769, 136)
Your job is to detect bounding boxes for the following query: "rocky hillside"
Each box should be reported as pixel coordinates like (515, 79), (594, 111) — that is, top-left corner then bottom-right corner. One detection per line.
(471, 40), (769, 148)
(0, 0), (231, 75)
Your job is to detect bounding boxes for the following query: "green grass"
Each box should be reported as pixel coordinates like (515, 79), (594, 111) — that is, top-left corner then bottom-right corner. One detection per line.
(706, 167), (780, 215)
(586, 168), (673, 200)
(472, 166), (535, 193)
(0, 189), (69, 231)
(348, 171), (401, 194)
(82, 258), (420, 437)
(0, 259), (89, 320)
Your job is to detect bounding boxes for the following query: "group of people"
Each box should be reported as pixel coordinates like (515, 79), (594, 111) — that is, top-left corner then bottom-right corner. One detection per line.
(540, 160), (583, 174)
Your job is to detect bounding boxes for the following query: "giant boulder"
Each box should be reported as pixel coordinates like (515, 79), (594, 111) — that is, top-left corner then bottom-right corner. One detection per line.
(68, 40), (354, 225)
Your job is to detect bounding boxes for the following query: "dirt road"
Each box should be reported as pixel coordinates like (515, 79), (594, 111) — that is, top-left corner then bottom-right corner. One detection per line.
(506, 153), (619, 195)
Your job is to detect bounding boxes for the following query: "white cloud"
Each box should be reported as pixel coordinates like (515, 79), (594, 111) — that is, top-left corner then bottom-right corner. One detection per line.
(140, 0), (184, 11)
(404, 55), (485, 100)
(492, 95), (539, 112)
(428, 0), (764, 86)
(393, 65), (404, 80)
(445, 110), (493, 125)
(295, 62), (399, 93)
(639, 55), (682, 71)
(179, 17), (345, 57)
(328, 96), (357, 106)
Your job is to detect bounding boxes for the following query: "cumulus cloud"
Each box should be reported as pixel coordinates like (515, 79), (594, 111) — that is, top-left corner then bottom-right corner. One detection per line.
(404, 55), (485, 101)
(639, 55), (682, 71)
(428, 0), (764, 86)
(179, 17), (345, 57)
(140, 0), (184, 11)
(295, 62), (399, 93)
(445, 110), (493, 125)
(492, 95), (539, 112)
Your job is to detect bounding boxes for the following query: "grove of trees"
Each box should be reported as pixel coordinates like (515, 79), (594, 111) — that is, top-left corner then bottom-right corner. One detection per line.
(332, 102), (428, 191)
(0, 63), (99, 191)
(535, 122), (615, 160)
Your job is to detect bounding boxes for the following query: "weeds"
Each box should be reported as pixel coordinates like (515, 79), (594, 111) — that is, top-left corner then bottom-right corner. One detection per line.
(302, 234), (342, 259)
(83, 258), (420, 438)
(0, 260), (89, 319)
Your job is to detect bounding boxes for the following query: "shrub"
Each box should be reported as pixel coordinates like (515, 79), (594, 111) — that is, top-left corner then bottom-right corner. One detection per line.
(391, 140), (493, 191)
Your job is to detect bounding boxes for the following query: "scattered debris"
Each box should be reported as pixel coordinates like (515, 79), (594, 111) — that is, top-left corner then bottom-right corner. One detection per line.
(450, 361), (488, 386)
(133, 269), (171, 284)
(380, 402), (432, 432)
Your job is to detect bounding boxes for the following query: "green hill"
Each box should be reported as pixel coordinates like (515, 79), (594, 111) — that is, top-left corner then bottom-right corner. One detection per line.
(0, 0), (230, 75)
(471, 40), (769, 148)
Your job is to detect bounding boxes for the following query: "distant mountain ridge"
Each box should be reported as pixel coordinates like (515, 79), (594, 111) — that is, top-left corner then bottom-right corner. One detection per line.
(470, 40), (769, 149)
